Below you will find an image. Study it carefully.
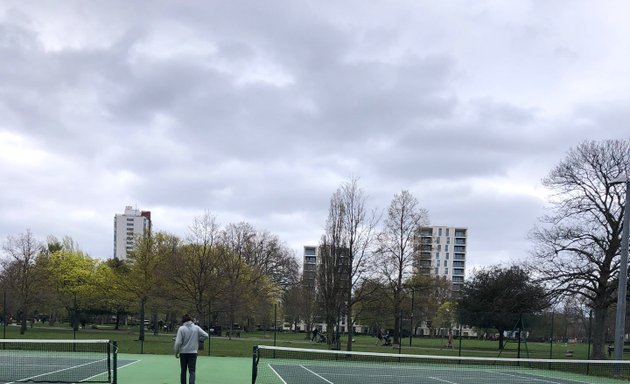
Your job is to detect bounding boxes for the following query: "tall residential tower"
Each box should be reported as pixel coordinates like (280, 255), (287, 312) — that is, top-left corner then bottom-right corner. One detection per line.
(113, 205), (151, 260)
(416, 226), (467, 293)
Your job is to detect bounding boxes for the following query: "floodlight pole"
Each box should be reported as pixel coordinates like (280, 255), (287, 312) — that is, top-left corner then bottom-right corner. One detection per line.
(409, 288), (415, 347)
(613, 175), (630, 361)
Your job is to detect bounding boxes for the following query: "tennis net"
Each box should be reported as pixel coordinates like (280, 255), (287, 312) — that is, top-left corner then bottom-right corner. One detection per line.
(252, 345), (630, 384)
(0, 339), (117, 384)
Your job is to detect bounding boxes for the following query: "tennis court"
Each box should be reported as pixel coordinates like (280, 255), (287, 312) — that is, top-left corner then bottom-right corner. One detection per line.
(0, 338), (251, 384)
(0, 339), (136, 384)
(264, 362), (621, 384)
(0, 355), (137, 384)
(253, 346), (630, 384)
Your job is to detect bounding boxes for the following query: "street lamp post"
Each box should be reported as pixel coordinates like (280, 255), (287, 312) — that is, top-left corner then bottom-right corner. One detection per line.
(613, 172), (630, 361)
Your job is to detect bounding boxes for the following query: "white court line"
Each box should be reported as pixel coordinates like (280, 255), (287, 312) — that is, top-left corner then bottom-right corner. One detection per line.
(429, 377), (459, 384)
(117, 359), (142, 370)
(7, 358), (108, 384)
(495, 371), (579, 384)
(268, 363), (289, 384)
(300, 365), (335, 384)
(78, 359), (141, 382)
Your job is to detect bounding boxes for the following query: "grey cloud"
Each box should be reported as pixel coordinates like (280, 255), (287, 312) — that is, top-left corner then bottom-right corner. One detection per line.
(1, 0), (629, 265)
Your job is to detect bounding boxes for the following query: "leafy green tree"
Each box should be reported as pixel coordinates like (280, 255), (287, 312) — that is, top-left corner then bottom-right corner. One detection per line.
(104, 258), (135, 329)
(353, 278), (392, 335)
(46, 249), (96, 330)
(126, 231), (172, 340)
(458, 265), (549, 350)
(433, 301), (458, 342)
(404, 275), (452, 336)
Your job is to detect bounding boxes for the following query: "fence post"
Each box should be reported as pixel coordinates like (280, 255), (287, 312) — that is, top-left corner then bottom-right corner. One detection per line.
(549, 311), (554, 360)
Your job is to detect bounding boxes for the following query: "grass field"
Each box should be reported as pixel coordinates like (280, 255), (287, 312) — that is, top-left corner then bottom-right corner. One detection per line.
(1, 322), (597, 360)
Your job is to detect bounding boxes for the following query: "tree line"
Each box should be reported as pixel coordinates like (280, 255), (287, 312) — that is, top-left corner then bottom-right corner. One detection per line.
(1, 139), (629, 360)
(0, 217), (299, 338)
(303, 138), (630, 359)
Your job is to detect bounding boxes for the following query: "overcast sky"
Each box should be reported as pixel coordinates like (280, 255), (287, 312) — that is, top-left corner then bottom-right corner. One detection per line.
(1, 1), (629, 273)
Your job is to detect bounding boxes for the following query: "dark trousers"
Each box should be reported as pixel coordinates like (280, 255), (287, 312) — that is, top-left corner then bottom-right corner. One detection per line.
(179, 353), (198, 384)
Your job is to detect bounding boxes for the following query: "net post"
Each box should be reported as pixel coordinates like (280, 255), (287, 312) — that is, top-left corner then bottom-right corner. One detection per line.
(112, 340), (118, 384)
(107, 340), (111, 383)
(2, 291), (6, 340)
(252, 345), (259, 384)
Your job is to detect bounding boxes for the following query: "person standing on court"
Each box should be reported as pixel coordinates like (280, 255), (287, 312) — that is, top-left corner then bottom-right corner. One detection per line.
(174, 314), (209, 384)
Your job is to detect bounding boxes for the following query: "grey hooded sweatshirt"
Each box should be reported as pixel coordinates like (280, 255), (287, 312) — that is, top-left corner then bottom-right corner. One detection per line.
(174, 321), (209, 354)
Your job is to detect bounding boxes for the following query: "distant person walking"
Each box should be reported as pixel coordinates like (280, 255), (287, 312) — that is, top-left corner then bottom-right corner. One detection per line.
(376, 329), (383, 345)
(174, 314), (209, 384)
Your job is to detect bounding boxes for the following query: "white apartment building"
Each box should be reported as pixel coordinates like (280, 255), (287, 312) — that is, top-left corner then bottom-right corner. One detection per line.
(113, 206), (152, 260)
(303, 245), (318, 289)
(417, 226), (467, 293)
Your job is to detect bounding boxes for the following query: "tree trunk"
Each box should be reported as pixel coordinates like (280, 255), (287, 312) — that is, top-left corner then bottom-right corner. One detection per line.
(326, 319), (335, 349)
(591, 306), (607, 359)
(114, 309), (121, 330)
(19, 311), (27, 335)
(498, 330), (505, 350)
(346, 292), (354, 351)
(394, 307), (401, 345)
(393, 288), (401, 345)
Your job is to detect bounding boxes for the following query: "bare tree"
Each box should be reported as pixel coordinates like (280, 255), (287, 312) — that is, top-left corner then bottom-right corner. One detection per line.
(529, 139), (630, 359)
(1, 230), (43, 334)
(169, 212), (220, 325)
(377, 190), (429, 345)
(317, 189), (347, 349)
(338, 177), (379, 350)
(246, 230), (300, 291)
(315, 177), (381, 349)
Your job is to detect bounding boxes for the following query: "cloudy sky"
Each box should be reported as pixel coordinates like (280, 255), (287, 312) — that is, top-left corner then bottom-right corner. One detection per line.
(1, 1), (628, 272)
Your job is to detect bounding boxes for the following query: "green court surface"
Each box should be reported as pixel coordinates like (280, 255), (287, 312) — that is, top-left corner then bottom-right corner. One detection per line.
(118, 354), (251, 384)
(260, 362), (622, 384)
